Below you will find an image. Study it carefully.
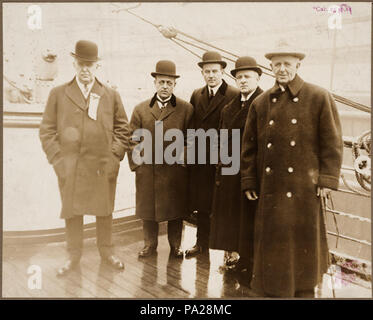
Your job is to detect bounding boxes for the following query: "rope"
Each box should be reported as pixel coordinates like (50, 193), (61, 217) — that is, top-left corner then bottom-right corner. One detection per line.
(113, 4), (371, 114)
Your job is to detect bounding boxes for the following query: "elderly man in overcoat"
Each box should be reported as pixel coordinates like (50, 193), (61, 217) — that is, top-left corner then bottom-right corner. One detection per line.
(210, 56), (263, 278)
(186, 51), (239, 257)
(39, 40), (130, 275)
(129, 60), (193, 258)
(241, 40), (343, 297)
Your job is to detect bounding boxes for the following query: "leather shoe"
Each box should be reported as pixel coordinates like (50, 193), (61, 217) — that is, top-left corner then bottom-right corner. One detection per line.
(138, 246), (157, 258)
(57, 259), (79, 277)
(103, 255), (125, 270)
(170, 247), (184, 258)
(185, 244), (205, 258)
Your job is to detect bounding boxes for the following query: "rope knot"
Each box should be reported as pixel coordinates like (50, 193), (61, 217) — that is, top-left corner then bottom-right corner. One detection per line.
(158, 25), (178, 39)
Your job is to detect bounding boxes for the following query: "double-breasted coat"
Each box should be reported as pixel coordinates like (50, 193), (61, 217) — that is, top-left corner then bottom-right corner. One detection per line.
(210, 87), (263, 252)
(241, 75), (343, 297)
(39, 78), (130, 219)
(189, 80), (239, 213)
(128, 94), (194, 222)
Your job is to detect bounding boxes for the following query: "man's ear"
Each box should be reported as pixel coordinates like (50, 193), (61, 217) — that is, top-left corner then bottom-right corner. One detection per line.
(296, 62), (301, 70)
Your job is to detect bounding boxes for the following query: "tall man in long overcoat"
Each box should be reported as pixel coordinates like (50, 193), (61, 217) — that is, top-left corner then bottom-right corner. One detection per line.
(39, 40), (130, 275)
(241, 40), (343, 297)
(129, 60), (193, 258)
(186, 51), (239, 257)
(210, 56), (263, 278)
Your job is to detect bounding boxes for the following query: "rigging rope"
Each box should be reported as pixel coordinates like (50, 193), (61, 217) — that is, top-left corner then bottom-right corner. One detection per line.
(113, 3), (371, 114)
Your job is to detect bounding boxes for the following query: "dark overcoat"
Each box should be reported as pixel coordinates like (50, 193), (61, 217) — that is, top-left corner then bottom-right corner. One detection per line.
(39, 78), (130, 219)
(189, 80), (239, 213)
(128, 94), (194, 222)
(210, 87), (263, 252)
(241, 75), (343, 297)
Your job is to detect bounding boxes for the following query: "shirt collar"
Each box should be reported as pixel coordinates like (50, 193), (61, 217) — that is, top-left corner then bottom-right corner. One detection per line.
(241, 88), (257, 102)
(76, 77), (95, 98)
(156, 94), (171, 103)
(208, 81), (223, 96)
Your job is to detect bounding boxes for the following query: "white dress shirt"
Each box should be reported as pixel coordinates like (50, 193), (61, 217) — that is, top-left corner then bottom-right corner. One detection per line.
(208, 81), (223, 97)
(76, 77), (95, 100)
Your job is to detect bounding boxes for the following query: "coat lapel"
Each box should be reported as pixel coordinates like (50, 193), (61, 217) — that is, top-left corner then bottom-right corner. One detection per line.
(65, 77), (87, 110)
(199, 86), (210, 113)
(202, 80), (228, 121)
(227, 87), (264, 130)
(90, 78), (106, 99)
(158, 104), (176, 121)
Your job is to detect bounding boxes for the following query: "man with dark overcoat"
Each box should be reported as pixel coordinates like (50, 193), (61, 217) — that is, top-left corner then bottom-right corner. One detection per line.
(241, 40), (343, 297)
(129, 60), (193, 258)
(39, 40), (130, 275)
(209, 56), (263, 279)
(185, 51), (239, 257)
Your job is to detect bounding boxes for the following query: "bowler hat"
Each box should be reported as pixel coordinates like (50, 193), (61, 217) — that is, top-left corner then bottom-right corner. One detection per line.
(198, 51), (227, 69)
(70, 40), (99, 62)
(151, 60), (180, 78)
(265, 39), (305, 61)
(231, 56), (262, 77)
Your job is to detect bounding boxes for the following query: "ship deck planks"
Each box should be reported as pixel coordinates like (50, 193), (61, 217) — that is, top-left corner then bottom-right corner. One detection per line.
(2, 225), (371, 299)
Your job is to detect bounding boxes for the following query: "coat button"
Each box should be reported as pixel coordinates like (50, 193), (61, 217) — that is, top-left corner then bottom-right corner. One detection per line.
(97, 170), (101, 176)
(267, 143), (272, 149)
(290, 140), (296, 147)
(293, 97), (299, 102)
(288, 167), (294, 173)
(286, 192), (293, 198)
(272, 97), (277, 103)
(291, 118), (297, 124)
(216, 180), (220, 186)
(269, 120), (274, 126)
(265, 167), (271, 173)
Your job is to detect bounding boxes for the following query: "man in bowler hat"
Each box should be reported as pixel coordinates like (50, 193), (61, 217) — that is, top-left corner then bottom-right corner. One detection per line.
(210, 56), (263, 279)
(128, 60), (193, 258)
(186, 51), (239, 258)
(39, 40), (130, 275)
(241, 40), (343, 297)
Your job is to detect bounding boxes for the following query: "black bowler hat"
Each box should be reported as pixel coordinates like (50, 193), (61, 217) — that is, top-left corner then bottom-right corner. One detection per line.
(231, 56), (262, 77)
(151, 60), (180, 78)
(198, 51), (227, 69)
(70, 40), (99, 62)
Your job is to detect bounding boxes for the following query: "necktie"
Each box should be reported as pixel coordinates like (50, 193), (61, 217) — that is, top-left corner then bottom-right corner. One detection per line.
(209, 89), (214, 101)
(84, 84), (89, 99)
(157, 98), (169, 109)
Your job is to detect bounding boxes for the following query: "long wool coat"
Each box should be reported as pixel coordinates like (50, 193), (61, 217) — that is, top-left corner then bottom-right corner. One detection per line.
(128, 94), (193, 222)
(210, 87), (263, 252)
(189, 80), (239, 213)
(241, 75), (343, 297)
(39, 78), (130, 219)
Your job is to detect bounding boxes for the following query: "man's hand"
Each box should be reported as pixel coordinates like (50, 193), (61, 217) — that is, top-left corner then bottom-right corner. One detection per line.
(245, 190), (258, 201)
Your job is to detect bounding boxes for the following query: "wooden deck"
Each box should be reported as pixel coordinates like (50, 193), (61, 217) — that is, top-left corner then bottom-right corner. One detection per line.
(2, 224), (371, 298)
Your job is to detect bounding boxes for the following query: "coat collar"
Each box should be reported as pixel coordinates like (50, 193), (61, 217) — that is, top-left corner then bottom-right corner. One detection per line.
(225, 87), (263, 130)
(149, 93), (177, 121)
(65, 77), (105, 110)
(149, 93), (176, 108)
(269, 74), (304, 97)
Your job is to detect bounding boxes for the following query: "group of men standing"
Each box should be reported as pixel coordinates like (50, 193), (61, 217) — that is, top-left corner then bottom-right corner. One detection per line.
(39, 39), (343, 298)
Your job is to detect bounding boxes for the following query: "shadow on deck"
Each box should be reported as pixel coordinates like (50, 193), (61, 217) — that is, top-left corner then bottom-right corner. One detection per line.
(2, 223), (371, 298)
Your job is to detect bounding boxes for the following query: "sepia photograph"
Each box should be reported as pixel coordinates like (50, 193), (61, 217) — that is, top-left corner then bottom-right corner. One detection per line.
(2, 1), (371, 300)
